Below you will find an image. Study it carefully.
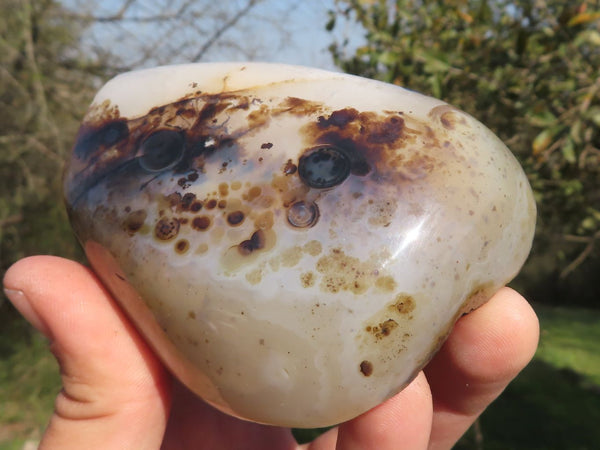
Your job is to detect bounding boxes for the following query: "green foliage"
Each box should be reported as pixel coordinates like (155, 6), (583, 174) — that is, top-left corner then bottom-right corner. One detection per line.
(302, 304), (600, 448)
(535, 303), (600, 385)
(0, 0), (102, 277)
(0, 305), (59, 446)
(461, 301), (600, 449)
(329, 0), (600, 304)
(457, 360), (600, 449)
(0, 0), (281, 292)
(456, 305), (600, 450)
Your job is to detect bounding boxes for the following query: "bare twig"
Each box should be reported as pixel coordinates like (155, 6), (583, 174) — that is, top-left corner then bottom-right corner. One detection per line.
(21, 0), (65, 154)
(560, 230), (600, 279)
(579, 77), (600, 113)
(0, 214), (24, 229)
(0, 135), (62, 162)
(0, 66), (30, 98)
(563, 234), (596, 244)
(191, 0), (260, 62)
(97, 0), (136, 21)
(67, 0), (197, 23)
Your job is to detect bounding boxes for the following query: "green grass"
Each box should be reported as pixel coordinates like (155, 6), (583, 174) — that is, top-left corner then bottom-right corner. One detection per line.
(534, 304), (600, 387)
(456, 359), (600, 450)
(0, 305), (59, 449)
(455, 303), (600, 450)
(298, 304), (600, 447)
(1, 302), (599, 448)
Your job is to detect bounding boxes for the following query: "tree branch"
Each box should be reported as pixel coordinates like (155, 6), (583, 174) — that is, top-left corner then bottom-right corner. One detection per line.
(66, 0), (196, 23)
(560, 230), (600, 279)
(21, 0), (65, 154)
(98, 0), (136, 21)
(0, 214), (24, 229)
(191, 0), (260, 62)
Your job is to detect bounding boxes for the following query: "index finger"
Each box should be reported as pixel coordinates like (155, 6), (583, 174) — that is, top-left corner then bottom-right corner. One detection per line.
(424, 287), (539, 450)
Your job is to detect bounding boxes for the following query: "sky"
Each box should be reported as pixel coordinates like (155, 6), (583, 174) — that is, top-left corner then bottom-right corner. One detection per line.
(226, 1), (355, 70)
(63, 0), (365, 72)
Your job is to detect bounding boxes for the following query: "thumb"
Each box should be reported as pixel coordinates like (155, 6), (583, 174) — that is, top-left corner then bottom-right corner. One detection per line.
(3, 256), (171, 449)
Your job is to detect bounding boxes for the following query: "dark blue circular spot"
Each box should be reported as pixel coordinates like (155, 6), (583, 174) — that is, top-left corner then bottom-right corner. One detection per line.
(298, 146), (351, 189)
(139, 130), (185, 172)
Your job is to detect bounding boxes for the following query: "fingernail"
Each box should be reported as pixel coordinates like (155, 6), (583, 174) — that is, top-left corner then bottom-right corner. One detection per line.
(3, 288), (51, 336)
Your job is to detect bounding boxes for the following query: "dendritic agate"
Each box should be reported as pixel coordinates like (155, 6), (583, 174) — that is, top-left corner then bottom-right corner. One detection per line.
(64, 63), (536, 428)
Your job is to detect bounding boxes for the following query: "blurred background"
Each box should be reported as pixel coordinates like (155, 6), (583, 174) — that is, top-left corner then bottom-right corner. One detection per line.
(1, 0), (599, 448)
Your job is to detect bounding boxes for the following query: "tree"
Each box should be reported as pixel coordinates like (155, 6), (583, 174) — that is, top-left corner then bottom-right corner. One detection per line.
(0, 0), (277, 279)
(328, 0), (600, 305)
(61, 0), (269, 70)
(0, 0), (96, 273)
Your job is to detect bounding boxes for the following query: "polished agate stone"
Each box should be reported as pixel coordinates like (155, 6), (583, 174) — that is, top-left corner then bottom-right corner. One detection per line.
(64, 63), (536, 428)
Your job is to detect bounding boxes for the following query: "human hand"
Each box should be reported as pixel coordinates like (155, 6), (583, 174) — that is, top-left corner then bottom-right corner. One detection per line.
(3, 255), (539, 449)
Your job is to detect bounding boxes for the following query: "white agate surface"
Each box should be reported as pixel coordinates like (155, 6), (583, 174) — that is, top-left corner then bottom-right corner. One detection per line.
(64, 63), (536, 428)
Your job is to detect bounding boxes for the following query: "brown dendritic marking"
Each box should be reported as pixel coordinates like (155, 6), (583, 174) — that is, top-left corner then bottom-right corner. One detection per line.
(315, 248), (383, 294)
(302, 109), (394, 173)
(238, 230), (266, 256)
(175, 239), (190, 254)
(245, 266), (263, 285)
(375, 276), (397, 292)
(392, 294), (416, 315)
(295, 104), (452, 192)
(300, 271), (315, 288)
(368, 199), (398, 227)
(366, 319), (399, 340)
(439, 110), (468, 130)
(244, 186), (262, 202)
(154, 217), (180, 240)
(191, 199), (203, 212)
(218, 182), (229, 197)
(123, 209), (147, 234)
(227, 210), (245, 226)
(303, 240), (322, 256)
(361, 294), (416, 354)
(168, 192), (204, 213)
(254, 210), (274, 230)
(69, 91), (400, 212)
(279, 246), (304, 268)
(181, 193), (197, 210)
(270, 172), (310, 209)
(221, 223), (276, 273)
(196, 242), (209, 254)
(360, 360), (373, 377)
(167, 192), (183, 208)
(177, 171), (199, 189)
(192, 216), (211, 231)
(283, 159), (297, 175)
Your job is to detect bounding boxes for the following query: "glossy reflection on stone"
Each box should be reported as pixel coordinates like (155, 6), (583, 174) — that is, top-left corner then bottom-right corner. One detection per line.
(64, 63), (536, 428)
(287, 200), (319, 228)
